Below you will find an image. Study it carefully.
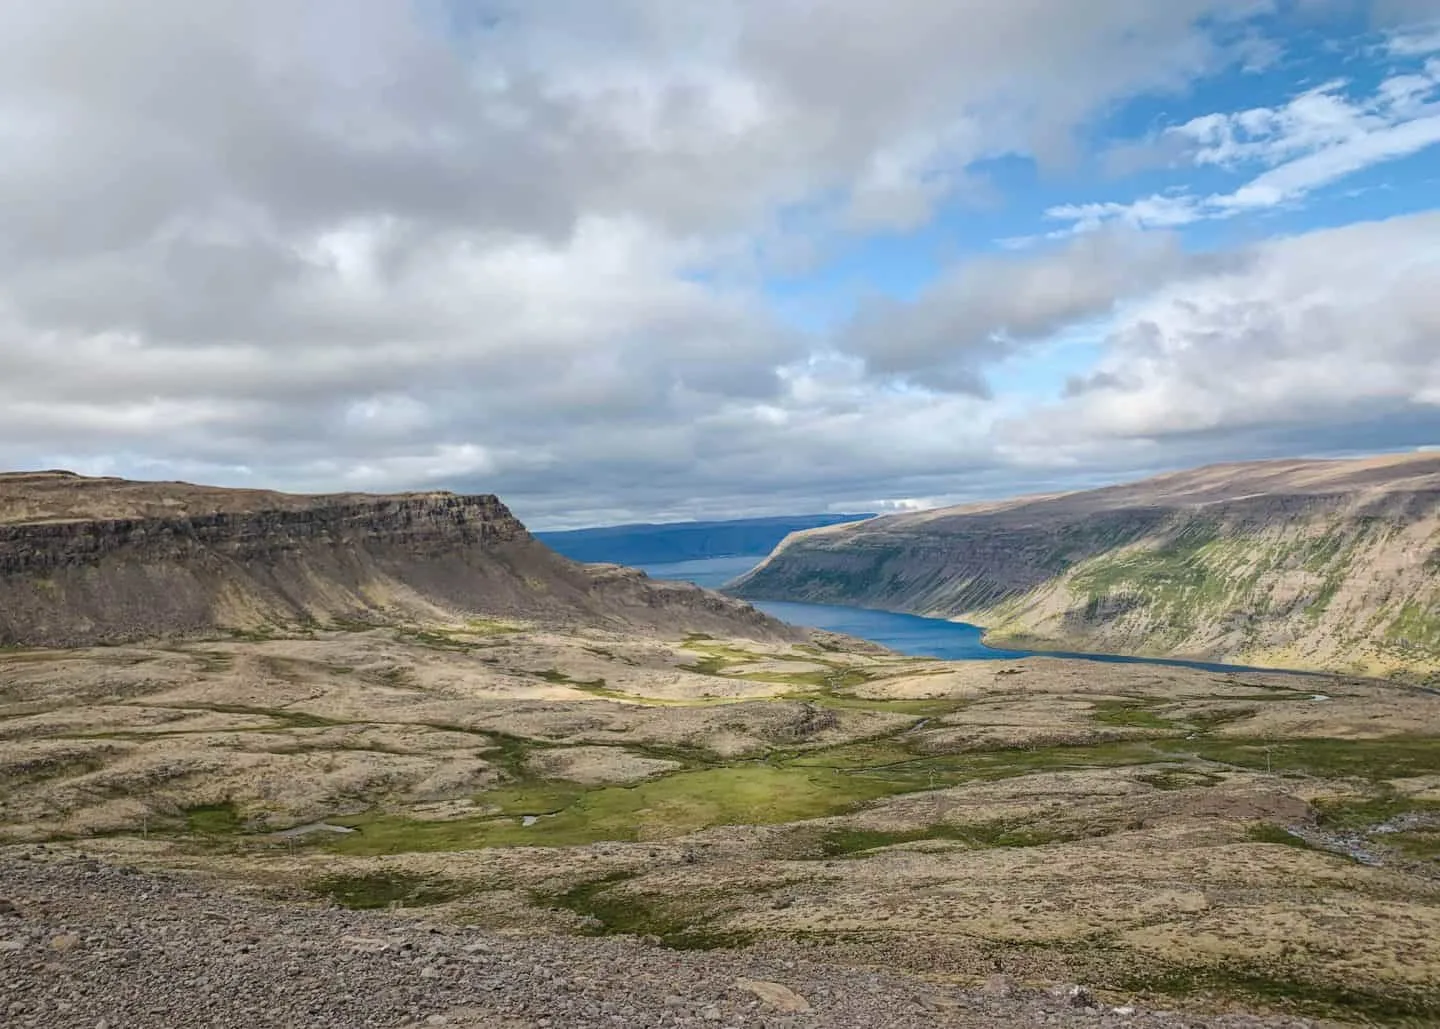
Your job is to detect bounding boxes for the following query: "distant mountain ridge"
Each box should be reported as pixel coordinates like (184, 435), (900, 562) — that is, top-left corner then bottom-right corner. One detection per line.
(731, 453), (1440, 680)
(537, 513), (874, 566)
(0, 471), (800, 646)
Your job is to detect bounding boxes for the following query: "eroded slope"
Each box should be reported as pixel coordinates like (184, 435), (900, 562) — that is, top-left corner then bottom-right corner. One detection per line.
(0, 471), (795, 646)
(732, 453), (1440, 679)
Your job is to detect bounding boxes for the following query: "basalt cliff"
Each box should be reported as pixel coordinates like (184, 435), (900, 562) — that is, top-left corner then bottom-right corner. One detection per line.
(732, 453), (1440, 679)
(0, 471), (795, 647)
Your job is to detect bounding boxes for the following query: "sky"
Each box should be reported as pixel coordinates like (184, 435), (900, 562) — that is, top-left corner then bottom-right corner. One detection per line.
(1, 1), (1438, 529)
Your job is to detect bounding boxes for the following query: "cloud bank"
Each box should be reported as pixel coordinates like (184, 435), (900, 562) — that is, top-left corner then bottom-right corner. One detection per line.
(0, 0), (1436, 526)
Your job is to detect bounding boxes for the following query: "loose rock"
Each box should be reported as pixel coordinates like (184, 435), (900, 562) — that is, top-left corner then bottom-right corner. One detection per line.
(734, 978), (811, 1013)
(0, 852), (1327, 1029)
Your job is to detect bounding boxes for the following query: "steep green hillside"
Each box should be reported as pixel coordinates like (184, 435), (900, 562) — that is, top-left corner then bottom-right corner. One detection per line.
(732, 454), (1440, 680)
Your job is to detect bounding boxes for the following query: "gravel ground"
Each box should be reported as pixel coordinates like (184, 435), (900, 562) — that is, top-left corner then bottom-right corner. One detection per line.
(0, 849), (1330, 1029)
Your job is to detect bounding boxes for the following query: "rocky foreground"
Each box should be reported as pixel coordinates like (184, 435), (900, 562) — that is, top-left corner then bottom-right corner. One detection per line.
(1, 851), (1328, 1029)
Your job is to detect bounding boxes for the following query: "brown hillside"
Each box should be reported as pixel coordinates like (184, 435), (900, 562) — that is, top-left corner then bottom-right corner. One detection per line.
(733, 453), (1440, 679)
(0, 471), (796, 647)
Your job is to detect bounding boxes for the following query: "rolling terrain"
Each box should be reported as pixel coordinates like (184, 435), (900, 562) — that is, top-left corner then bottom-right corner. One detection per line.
(5, 613), (1440, 1025)
(732, 453), (1440, 680)
(3, 467), (1440, 1025)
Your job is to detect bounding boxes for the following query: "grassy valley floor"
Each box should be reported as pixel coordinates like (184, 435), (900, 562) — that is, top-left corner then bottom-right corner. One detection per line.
(3, 620), (1440, 1024)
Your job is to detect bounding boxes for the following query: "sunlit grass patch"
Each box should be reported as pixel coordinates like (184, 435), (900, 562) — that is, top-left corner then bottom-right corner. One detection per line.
(317, 736), (1181, 855)
(326, 763), (904, 855)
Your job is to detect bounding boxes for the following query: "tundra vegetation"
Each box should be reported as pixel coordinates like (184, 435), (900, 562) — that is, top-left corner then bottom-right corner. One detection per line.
(4, 619), (1439, 1025)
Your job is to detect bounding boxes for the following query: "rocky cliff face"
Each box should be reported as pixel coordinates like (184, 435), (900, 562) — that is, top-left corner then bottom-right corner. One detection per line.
(732, 454), (1440, 679)
(0, 472), (797, 646)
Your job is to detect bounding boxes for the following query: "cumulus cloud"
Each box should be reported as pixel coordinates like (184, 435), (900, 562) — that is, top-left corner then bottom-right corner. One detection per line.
(838, 231), (1235, 391)
(1004, 211), (1440, 447)
(0, 0), (1437, 525)
(1053, 60), (1440, 232)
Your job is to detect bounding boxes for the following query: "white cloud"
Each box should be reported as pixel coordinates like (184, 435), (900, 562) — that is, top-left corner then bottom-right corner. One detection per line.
(1009, 211), (1440, 446)
(0, 1), (1437, 525)
(1386, 22), (1440, 54)
(1051, 60), (1440, 231)
(839, 230), (1230, 387)
(1045, 194), (1207, 233)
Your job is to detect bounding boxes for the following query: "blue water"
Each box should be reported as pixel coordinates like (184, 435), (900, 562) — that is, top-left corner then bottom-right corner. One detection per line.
(640, 557), (1304, 676)
(641, 555), (760, 590)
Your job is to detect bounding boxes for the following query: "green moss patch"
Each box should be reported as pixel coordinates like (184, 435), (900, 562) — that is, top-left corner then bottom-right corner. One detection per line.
(310, 870), (469, 909)
(789, 738), (1166, 785)
(1118, 959), (1440, 1025)
(1090, 699), (1178, 730)
(185, 801), (244, 835)
(1244, 822), (1322, 851)
(1387, 831), (1440, 862)
(1184, 736), (1440, 781)
(297, 723), (1440, 864)
(1137, 768), (1225, 791)
(534, 873), (755, 950)
(172, 703), (340, 730)
(1314, 793), (1440, 830)
(328, 763), (905, 855)
(813, 819), (1087, 858)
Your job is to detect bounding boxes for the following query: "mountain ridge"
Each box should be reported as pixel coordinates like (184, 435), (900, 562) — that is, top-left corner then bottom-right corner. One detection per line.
(0, 471), (798, 647)
(732, 453), (1440, 680)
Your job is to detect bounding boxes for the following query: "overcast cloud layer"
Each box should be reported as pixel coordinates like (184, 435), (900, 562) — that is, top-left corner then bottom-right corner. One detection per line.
(1, 0), (1438, 527)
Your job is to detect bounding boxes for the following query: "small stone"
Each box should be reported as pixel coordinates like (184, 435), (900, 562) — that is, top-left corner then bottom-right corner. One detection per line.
(425, 1016), (450, 1026)
(983, 973), (1017, 999)
(700, 1004), (723, 1021)
(419, 965), (440, 979)
(49, 933), (80, 952)
(0, 940), (24, 953)
(917, 992), (965, 1011)
(1112, 1006), (1136, 1016)
(1051, 984), (1096, 1009)
(343, 936), (390, 954)
(734, 978), (811, 1013)
(0, 899), (18, 917)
